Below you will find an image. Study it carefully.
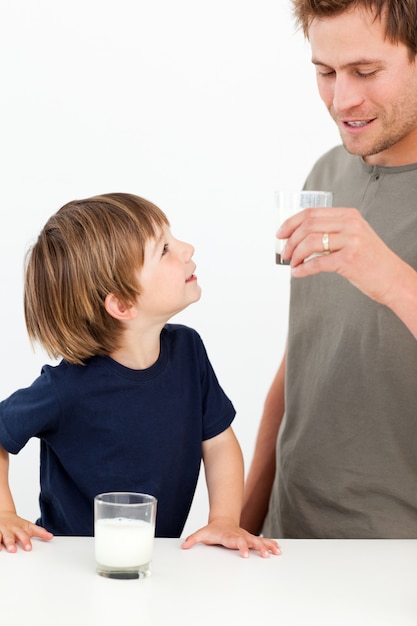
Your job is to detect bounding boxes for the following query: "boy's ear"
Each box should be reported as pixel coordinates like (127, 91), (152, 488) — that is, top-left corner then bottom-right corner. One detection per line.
(104, 293), (137, 320)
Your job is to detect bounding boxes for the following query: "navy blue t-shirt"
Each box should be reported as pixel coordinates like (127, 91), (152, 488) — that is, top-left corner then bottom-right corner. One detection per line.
(0, 324), (235, 537)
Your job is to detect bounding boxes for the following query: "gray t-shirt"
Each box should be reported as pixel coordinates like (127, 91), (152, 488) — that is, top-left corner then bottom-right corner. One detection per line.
(263, 146), (417, 538)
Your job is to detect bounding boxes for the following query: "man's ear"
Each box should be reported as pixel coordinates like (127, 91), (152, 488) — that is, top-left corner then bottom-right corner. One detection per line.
(104, 293), (138, 320)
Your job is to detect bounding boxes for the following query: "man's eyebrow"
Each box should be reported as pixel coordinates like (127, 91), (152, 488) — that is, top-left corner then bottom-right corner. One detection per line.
(312, 57), (382, 69)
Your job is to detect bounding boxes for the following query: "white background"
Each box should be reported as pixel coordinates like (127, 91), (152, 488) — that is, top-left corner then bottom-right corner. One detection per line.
(0, 1), (339, 536)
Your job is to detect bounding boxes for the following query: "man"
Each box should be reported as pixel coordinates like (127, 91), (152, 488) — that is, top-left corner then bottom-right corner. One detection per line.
(241, 0), (417, 539)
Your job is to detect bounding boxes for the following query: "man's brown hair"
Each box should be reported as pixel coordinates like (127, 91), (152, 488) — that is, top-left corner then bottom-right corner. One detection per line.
(292, 0), (417, 58)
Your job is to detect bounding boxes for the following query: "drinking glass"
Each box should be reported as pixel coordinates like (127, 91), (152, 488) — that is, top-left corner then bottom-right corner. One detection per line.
(275, 190), (333, 264)
(94, 492), (157, 579)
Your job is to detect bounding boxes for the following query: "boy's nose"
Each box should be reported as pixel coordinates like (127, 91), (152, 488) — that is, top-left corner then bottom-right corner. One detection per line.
(183, 241), (195, 260)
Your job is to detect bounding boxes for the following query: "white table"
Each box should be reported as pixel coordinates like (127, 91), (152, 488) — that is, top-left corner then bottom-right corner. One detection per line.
(1, 537), (416, 625)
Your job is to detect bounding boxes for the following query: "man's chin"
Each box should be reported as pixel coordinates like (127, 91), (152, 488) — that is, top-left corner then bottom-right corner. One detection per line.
(341, 138), (377, 158)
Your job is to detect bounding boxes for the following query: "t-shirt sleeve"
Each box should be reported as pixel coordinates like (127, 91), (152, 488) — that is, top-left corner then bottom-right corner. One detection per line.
(194, 332), (236, 441)
(0, 366), (60, 454)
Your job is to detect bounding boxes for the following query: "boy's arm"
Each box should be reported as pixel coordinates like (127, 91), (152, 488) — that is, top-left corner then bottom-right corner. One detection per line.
(181, 427), (280, 558)
(0, 444), (53, 552)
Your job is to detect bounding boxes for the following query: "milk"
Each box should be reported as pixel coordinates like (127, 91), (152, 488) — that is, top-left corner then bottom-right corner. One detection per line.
(95, 517), (155, 568)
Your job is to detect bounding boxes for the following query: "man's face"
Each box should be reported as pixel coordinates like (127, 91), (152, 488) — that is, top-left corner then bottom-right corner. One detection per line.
(309, 8), (417, 166)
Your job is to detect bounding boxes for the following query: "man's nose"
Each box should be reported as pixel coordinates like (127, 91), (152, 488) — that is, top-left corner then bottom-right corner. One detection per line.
(332, 74), (365, 114)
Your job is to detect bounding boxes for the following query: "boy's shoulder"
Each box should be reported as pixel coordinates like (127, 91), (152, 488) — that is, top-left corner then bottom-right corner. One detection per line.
(163, 323), (200, 338)
(39, 326), (205, 382)
(162, 323), (206, 353)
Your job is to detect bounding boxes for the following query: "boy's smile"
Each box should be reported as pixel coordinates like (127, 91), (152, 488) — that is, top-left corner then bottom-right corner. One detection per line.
(136, 226), (201, 322)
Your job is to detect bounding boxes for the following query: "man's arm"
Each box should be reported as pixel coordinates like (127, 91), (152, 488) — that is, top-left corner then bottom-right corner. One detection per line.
(240, 350), (286, 535)
(281, 206), (417, 339)
(381, 259), (417, 339)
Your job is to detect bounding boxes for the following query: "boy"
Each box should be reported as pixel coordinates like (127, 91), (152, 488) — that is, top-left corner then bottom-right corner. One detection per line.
(0, 193), (280, 558)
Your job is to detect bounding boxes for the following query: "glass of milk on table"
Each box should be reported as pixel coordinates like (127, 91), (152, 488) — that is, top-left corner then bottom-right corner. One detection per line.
(94, 492), (157, 579)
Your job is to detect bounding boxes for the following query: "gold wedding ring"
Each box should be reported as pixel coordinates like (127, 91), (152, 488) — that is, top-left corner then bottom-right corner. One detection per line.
(322, 232), (330, 253)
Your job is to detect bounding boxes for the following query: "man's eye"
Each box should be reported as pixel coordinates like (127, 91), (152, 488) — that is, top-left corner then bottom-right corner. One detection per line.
(162, 244), (169, 256)
(356, 71), (376, 78)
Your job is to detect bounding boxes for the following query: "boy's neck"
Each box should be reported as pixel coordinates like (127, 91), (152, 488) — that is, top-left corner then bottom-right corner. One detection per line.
(109, 326), (162, 370)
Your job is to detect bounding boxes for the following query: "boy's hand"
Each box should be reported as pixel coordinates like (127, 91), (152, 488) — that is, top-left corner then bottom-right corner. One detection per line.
(0, 512), (53, 553)
(181, 517), (281, 558)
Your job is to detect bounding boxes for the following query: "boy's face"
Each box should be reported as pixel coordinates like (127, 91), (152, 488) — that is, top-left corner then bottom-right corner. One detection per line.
(136, 225), (201, 321)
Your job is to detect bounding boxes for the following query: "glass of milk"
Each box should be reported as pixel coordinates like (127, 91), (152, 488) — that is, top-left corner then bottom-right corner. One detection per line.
(94, 492), (157, 579)
(275, 190), (333, 264)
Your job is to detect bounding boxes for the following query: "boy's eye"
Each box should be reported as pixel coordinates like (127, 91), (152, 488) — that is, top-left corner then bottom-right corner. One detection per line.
(162, 244), (169, 256)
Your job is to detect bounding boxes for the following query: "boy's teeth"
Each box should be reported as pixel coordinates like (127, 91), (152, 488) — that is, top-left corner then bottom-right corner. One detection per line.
(347, 121), (367, 127)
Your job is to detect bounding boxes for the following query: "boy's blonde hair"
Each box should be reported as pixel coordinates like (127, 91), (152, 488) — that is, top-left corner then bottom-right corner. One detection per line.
(24, 193), (169, 365)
